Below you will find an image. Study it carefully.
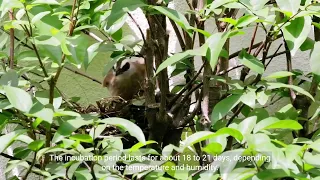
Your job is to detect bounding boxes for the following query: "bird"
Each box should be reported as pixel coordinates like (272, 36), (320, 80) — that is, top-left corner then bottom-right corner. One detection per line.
(103, 58), (146, 100)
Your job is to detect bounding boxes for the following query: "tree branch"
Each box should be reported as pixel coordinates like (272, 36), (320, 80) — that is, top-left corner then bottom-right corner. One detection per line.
(128, 12), (146, 44)
(9, 9), (14, 69)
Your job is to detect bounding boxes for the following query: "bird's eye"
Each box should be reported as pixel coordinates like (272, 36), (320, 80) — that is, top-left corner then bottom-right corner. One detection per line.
(115, 62), (130, 76)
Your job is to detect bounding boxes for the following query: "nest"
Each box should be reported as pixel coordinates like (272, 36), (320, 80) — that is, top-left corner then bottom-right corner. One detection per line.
(73, 96), (148, 148)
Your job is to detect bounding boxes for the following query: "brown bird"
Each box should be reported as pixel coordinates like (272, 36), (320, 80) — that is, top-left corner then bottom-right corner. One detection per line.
(103, 58), (146, 100)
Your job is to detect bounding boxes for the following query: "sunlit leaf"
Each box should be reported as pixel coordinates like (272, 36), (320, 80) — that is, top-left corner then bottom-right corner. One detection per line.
(211, 94), (242, 125)
(282, 16), (312, 56)
(4, 86), (33, 112)
(99, 118), (146, 144)
(239, 50), (264, 74)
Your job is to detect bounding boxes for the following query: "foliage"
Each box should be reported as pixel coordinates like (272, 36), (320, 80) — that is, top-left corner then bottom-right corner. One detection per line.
(0, 0), (320, 179)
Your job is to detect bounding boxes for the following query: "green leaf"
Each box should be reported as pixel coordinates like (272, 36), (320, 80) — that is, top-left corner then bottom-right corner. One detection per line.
(285, 144), (303, 162)
(52, 119), (93, 143)
(238, 116), (257, 135)
(106, 12), (127, 35)
(239, 49), (264, 74)
(99, 118), (146, 144)
(241, 0), (269, 11)
(255, 169), (306, 179)
(0, 130), (27, 153)
(33, 0), (60, 5)
(211, 94), (242, 125)
(4, 86), (33, 112)
(266, 82), (314, 101)
(0, 69), (19, 87)
(206, 32), (230, 70)
(304, 151), (320, 167)
(182, 131), (215, 149)
(30, 107), (54, 124)
(282, 16), (312, 56)
(309, 139), (320, 152)
(54, 110), (80, 117)
(65, 35), (90, 68)
(152, 6), (192, 36)
(203, 142), (223, 155)
(216, 127), (243, 142)
(253, 117), (279, 133)
(106, 0), (146, 28)
(227, 168), (256, 180)
(36, 36), (62, 65)
(265, 120), (303, 130)
(70, 134), (93, 143)
(0, 113), (9, 132)
(235, 14), (258, 28)
(264, 71), (295, 80)
(219, 18), (237, 25)
(28, 5), (63, 35)
(256, 90), (270, 105)
(310, 41), (320, 76)
(276, 104), (299, 120)
(14, 147), (32, 159)
(28, 140), (45, 151)
(276, 0), (300, 14)
(210, 0), (236, 10)
(130, 141), (157, 152)
(31, 11), (50, 24)
(0, 0), (23, 18)
(35, 90), (62, 110)
(240, 88), (256, 108)
(156, 45), (207, 75)
(220, 149), (245, 180)
(300, 37), (314, 51)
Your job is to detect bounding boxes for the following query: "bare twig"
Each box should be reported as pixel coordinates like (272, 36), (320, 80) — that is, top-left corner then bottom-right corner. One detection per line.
(169, 19), (186, 51)
(22, 152), (37, 180)
(248, 23), (258, 54)
(128, 12), (146, 44)
(282, 34), (296, 102)
(229, 41), (263, 59)
(9, 9), (14, 69)
(168, 63), (205, 108)
(64, 66), (102, 84)
(0, 27), (33, 49)
(82, 30), (104, 42)
(265, 44), (283, 68)
(217, 65), (243, 75)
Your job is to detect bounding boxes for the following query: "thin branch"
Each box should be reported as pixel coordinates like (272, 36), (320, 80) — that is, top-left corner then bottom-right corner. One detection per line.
(248, 23), (258, 54)
(174, 82), (203, 113)
(185, 0), (195, 11)
(179, 92), (202, 127)
(169, 19), (186, 51)
(217, 65), (243, 75)
(0, 27), (33, 49)
(229, 41), (263, 59)
(64, 66), (102, 84)
(168, 63), (205, 108)
(82, 30), (104, 42)
(127, 12), (146, 44)
(282, 33), (296, 102)
(22, 152), (37, 180)
(265, 44), (283, 68)
(9, 9), (14, 69)
(226, 104), (245, 127)
(23, 6), (49, 78)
